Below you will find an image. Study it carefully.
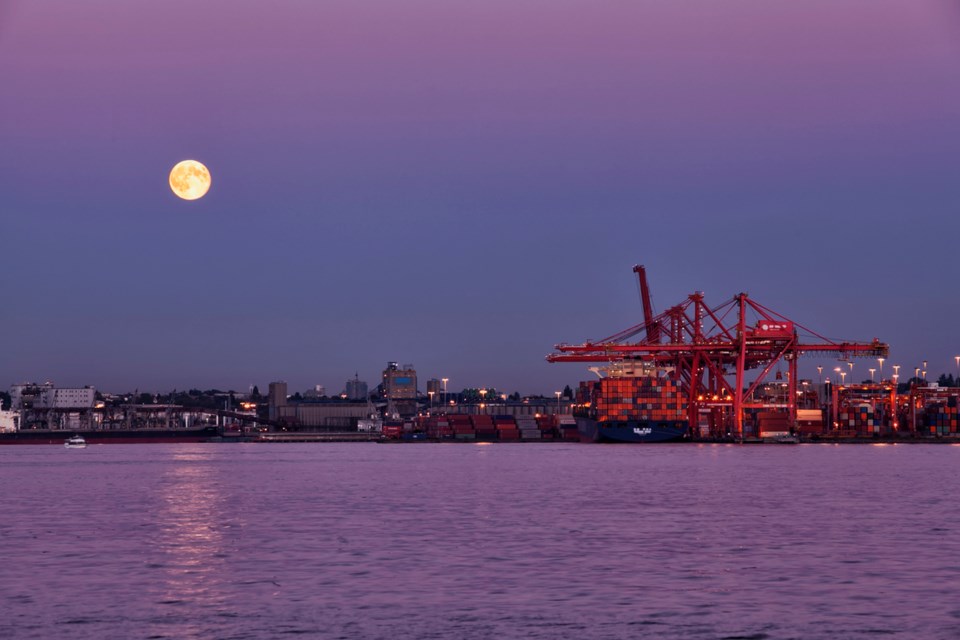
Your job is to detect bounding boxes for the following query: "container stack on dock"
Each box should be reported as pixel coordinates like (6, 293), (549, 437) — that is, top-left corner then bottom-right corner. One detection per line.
(449, 415), (475, 440)
(419, 416), (453, 439)
(796, 409), (824, 436)
(558, 415), (579, 441)
(535, 415), (558, 440)
(924, 403), (958, 437)
(757, 411), (791, 437)
(839, 403), (876, 437)
(494, 416), (520, 441)
(382, 421), (404, 439)
(471, 414), (497, 441)
(391, 413), (576, 442)
(516, 415), (542, 440)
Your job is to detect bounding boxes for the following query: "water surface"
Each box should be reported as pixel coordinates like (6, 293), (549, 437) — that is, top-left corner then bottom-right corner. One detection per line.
(1, 442), (958, 638)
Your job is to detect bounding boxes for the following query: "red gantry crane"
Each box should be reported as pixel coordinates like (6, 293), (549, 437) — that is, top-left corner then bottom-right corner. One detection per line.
(547, 266), (889, 438)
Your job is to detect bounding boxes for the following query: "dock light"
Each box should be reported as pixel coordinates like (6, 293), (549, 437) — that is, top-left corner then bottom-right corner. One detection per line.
(869, 368), (876, 383)
(878, 357), (885, 380)
(817, 366), (823, 384)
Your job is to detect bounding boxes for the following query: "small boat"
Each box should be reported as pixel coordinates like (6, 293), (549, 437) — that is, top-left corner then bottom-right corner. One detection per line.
(64, 435), (87, 449)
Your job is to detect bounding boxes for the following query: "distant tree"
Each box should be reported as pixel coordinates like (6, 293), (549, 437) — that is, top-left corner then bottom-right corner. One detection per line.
(897, 377), (924, 393)
(251, 385), (262, 401)
(509, 392), (521, 401)
(938, 374), (955, 387)
(0, 391), (10, 410)
(137, 392), (154, 404)
(562, 385), (574, 400)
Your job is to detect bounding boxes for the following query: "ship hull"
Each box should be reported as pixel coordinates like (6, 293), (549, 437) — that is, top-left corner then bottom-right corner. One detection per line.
(576, 417), (688, 443)
(0, 426), (222, 445)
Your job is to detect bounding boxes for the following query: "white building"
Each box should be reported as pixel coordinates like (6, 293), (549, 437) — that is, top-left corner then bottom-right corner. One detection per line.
(9, 383), (95, 410)
(41, 387), (95, 409)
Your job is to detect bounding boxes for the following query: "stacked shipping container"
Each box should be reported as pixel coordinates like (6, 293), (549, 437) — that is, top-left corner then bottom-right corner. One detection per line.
(580, 376), (685, 423)
(470, 415), (497, 440)
(838, 403), (877, 436)
(924, 403), (959, 436)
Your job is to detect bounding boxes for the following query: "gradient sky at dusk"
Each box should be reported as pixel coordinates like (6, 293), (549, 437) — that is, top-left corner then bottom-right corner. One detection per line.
(3, 1), (960, 395)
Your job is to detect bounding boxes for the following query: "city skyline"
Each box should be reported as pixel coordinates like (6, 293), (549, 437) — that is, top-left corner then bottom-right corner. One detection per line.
(3, 1), (960, 394)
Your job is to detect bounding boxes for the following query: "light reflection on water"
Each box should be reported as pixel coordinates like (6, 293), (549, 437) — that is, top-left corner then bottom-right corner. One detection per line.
(1, 442), (960, 639)
(149, 449), (229, 633)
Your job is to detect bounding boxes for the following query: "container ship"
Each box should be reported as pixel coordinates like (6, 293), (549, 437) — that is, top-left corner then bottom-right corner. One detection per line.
(0, 425), (222, 445)
(574, 366), (689, 443)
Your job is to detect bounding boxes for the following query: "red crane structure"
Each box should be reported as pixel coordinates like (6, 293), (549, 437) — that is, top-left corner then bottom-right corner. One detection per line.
(547, 266), (889, 438)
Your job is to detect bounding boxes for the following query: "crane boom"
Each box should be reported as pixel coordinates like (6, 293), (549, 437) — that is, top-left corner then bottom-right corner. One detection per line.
(633, 264), (659, 344)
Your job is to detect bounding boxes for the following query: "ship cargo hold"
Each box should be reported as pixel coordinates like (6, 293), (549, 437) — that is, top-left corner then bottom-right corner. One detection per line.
(575, 373), (688, 443)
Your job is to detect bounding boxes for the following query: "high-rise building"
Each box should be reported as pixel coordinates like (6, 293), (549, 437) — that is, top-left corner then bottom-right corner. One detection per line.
(345, 375), (368, 401)
(382, 362), (417, 416)
(268, 381), (288, 421)
(382, 362), (417, 400)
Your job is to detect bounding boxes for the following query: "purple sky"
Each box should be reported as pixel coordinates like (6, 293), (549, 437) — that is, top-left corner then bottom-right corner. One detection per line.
(2, 1), (960, 395)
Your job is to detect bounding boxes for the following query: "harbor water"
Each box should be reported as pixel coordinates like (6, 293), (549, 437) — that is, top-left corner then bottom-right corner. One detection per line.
(1, 442), (959, 639)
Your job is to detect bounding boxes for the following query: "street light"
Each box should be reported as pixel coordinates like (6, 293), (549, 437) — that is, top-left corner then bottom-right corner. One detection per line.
(839, 371), (846, 386)
(442, 377), (449, 403)
(555, 390), (562, 415)
(428, 391), (434, 409)
(955, 357), (960, 387)
(878, 357), (885, 381)
(893, 364), (900, 379)
(847, 361), (854, 383)
(479, 388), (487, 413)
(817, 366), (823, 384)
(869, 368), (876, 383)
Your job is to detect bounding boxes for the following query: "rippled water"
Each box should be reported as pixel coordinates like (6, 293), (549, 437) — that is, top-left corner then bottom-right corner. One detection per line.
(1, 442), (959, 639)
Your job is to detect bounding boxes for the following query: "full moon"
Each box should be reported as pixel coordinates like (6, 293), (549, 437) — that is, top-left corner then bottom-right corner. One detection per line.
(169, 159), (211, 200)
